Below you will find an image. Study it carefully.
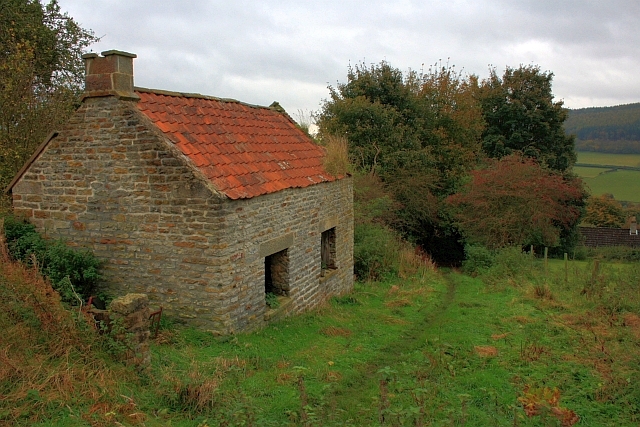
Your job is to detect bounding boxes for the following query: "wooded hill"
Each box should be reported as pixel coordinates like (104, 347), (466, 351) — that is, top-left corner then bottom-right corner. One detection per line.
(565, 103), (640, 153)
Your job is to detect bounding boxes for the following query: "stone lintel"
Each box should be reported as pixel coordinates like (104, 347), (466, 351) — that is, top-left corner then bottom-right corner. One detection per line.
(258, 232), (294, 258)
(319, 215), (338, 232)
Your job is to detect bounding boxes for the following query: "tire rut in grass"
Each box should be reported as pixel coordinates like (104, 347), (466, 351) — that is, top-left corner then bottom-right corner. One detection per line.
(336, 273), (459, 395)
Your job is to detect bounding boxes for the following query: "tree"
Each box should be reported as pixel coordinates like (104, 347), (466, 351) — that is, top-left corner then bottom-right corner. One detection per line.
(446, 155), (586, 249)
(477, 65), (575, 172)
(316, 61), (423, 173)
(583, 195), (626, 228)
(0, 0), (97, 201)
(316, 61), (484, 262)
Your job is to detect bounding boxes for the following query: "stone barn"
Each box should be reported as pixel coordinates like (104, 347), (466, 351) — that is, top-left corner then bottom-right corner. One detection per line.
(7, 50), (354, 334)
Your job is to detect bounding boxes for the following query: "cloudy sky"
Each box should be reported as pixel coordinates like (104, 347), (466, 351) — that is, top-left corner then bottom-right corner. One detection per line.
(59, 0), (639, 121)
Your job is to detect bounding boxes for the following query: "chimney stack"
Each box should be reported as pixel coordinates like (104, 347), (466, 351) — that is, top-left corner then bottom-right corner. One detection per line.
(631, 216), (637, 235)
(81, 50), (139, 101)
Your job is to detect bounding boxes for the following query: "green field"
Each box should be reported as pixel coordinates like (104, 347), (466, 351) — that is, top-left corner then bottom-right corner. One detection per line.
(580, 170), (640, 202)
(576, 152), (640, 167)
(574, 152), (640, 201)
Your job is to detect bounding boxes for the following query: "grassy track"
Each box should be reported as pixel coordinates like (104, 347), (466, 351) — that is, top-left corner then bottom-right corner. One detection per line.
(139, 262), (640, 425)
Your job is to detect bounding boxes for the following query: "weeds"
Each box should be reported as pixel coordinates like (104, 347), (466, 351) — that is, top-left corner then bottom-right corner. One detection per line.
(0, 242), (130, 426)
(321, 135), (350, 177)
(265, 292), (280, 309)
(2, 214), (101, 303)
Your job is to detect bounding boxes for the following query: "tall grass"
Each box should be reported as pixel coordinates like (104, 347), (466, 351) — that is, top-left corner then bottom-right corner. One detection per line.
(0, 243), (134, 426)
(321, 135), (350, 177)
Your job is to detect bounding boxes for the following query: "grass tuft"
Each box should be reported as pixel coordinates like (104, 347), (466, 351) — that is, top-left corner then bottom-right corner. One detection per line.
(321, 134), (350, 177)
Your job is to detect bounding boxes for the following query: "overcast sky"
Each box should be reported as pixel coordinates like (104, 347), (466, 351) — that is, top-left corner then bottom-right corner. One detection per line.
(59, 0), (639, 121)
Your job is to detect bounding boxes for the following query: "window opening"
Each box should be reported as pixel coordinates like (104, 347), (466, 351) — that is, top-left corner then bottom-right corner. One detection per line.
(265, 249), (289, 306)
(321, 227), (337, 273)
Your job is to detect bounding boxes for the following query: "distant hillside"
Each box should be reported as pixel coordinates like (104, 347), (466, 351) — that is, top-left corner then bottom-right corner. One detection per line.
(565, 103), (640, 154)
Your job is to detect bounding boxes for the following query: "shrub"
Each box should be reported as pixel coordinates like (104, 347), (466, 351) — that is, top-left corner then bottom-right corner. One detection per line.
(2, 215), (101, 303)
(490, 246), (536, 279)
(586, 245), (640, 262)
(354, 222), (401, 281)
(462, 244), (495, 274)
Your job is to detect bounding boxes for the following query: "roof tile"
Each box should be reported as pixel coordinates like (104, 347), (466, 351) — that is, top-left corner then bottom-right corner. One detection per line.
(136, 88), (337, 200)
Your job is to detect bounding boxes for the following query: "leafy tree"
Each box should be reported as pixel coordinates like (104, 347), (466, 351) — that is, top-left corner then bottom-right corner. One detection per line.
(583, 195), (626, 228)
(316, 61), (422, 172)
(0, 0), (97, 202)
(446, 155), (586, 249)
(477, 65), (575, 172)
(317, 61), (484, 262)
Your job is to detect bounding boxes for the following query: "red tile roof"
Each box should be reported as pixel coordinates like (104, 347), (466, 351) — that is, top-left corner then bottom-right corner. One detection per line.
(135, 88), (335, 199)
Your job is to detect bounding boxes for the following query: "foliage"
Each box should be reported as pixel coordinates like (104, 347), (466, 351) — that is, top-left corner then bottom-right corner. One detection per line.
(477, 65), (575, 172)
(317, 61), (483, 186)
(585, 245), (640, 262)
(0, 0), (97, 204)
(352, 171), (397, 225)
(583, 195), (626, 227)
(317, 61), (484, 262)
(321, 134), (350, 177)
(3, 215), (101, 302)
(462, 244), (495, 274)
(353, 222), (401, 280)
(265, 292), (280, 309)
(447, 155), (586, 249)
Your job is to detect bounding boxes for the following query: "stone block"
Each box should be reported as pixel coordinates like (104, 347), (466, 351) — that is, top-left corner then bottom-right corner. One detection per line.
(110, 293), (149, 315)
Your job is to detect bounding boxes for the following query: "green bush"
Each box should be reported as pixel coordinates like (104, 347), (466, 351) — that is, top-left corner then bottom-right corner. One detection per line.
(491, 246), (535, 278)
(2, 215), (101, 303)
(586, 245), (640, 262)
(462, 244), (495, 274)
(354, 222), (401, 281)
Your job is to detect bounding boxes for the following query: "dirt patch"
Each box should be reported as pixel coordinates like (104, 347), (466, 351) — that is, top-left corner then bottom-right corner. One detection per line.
(491, 333), (510, 340)
(320, 326), (352, 337)
(323, 370), (342, 382)
(215, 356), (247, 370)
(623, 313), (640, 328)
(385, 298), (411, 308)
(475, 345), (498, 357)
(511, 316), (533, 324)
(276, 360), (291, 369)
(622, 313), (640, 340)
(379, 315), (410, 325)
(387, 285), (400, 295)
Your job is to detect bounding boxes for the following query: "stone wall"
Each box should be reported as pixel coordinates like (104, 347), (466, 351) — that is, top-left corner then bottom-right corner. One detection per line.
(215, 177), (354, 332)
(10, 95), (354, 334)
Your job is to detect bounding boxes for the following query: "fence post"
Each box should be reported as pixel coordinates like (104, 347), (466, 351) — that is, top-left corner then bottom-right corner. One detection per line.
(564, 252), (568, 284)
(544, 247), (548, 274)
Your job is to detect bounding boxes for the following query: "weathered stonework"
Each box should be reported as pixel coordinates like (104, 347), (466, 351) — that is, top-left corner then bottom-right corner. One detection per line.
(109, 293), (151, 367)
(10, 82), (354, 334)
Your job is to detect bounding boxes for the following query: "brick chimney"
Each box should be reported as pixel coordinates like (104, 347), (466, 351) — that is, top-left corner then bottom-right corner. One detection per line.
(81, 50), (139, 101)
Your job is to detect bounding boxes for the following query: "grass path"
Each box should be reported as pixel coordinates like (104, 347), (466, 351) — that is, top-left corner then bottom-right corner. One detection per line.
(26, 263), (639, 426)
